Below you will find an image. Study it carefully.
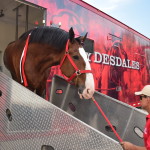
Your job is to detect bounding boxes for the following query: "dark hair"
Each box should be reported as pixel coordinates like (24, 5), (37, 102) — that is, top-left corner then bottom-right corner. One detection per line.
(19, 26), (69, 50)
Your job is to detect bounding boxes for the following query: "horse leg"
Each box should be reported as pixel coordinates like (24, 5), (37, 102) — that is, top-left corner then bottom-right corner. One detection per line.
(36, 85), (46, 98)
(10, 72), (18, 82)
(11, 72), (36, 94)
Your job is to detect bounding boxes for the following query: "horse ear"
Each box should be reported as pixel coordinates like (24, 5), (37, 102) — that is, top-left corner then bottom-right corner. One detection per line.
(69, 27), (75, 43)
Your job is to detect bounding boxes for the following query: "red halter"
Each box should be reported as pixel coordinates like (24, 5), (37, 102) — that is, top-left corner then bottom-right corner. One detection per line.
(59, 39), (92, 82)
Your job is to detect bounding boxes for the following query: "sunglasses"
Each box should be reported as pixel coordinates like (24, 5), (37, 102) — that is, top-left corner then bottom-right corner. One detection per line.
(140, 95), (148, 100)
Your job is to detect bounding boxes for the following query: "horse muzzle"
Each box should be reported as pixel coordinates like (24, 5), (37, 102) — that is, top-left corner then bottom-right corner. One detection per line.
(78, 86), (94, 99)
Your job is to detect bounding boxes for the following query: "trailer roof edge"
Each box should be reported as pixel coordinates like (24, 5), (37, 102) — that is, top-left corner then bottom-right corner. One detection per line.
(70, 0), (150, 41)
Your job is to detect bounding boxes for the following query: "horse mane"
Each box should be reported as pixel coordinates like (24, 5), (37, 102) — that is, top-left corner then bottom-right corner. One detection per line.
(19, 26), (69, 51)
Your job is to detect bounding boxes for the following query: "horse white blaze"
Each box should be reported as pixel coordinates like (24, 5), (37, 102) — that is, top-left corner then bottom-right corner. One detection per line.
(79, 48), (95, 99)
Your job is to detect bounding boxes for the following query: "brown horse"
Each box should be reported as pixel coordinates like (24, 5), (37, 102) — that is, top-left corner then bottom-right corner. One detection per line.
(4, 26), (95, 99)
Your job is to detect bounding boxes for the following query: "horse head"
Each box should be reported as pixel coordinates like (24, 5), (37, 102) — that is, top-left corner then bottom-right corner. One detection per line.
(60, 27), (95, 99)
(4, 26), (94, 99)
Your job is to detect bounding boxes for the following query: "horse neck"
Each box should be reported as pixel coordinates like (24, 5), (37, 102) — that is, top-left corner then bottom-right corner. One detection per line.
(30, 43), (65, 71)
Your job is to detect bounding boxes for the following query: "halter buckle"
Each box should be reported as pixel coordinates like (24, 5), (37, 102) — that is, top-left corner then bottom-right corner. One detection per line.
(75, 70), (81, 75)
(65, 51), (69, 54)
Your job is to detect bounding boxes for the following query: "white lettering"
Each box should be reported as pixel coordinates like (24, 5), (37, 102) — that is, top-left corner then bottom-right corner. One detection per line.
(127, 59), (132, 68)
(132, 61), (136, 69)
(136, 62), (140, 69)
(86, 52), (92, 62)
(110, 55), (115, 66)
(86, 52), (140, 70)
(94, 52), (102, 63)
(122, 59), (127, 68)
(103, 54), (109, 65)
(116, 57), (122, 66)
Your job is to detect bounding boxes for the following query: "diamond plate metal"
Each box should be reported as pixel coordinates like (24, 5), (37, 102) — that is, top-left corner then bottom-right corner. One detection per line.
(0, 72), (122, 150)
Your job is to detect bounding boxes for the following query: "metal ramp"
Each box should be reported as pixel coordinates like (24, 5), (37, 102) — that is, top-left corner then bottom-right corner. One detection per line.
(50, 75), (147, 147)
(0, 72), (122, 150)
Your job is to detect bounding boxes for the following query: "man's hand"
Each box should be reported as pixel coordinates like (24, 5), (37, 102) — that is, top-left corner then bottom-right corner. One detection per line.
(120, 141), (146, 150)
(121, 141), (134, 150)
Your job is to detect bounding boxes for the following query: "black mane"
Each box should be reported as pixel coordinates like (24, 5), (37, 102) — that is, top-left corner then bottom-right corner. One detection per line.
(19, 26), (69, 50)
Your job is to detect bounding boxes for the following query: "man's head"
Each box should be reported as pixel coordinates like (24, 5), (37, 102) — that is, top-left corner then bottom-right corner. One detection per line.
(135, 85), (150, 96)
(135, 85), (150, 111)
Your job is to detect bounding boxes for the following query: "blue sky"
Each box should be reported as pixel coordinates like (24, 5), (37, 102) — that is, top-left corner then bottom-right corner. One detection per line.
(83, 0), (150, 39)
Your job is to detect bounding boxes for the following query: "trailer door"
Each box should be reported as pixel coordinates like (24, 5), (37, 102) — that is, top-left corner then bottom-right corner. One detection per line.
(0, 0), (46, 76)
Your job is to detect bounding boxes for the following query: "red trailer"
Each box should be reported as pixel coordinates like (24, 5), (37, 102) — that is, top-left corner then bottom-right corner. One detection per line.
(1, 0), (150, 107)
(24, 0), (150, 107)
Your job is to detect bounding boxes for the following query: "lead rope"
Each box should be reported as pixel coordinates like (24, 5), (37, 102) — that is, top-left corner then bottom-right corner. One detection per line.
(91, 96), (122, 143)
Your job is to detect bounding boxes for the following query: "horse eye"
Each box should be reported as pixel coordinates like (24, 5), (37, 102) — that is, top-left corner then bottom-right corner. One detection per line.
(72, 55), (79, 60)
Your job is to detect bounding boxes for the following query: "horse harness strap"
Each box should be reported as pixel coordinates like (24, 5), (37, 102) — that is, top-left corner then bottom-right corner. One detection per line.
(20, 37), (92, 86)
(60, 39), (92, 82)
(20, 33), (31, 87)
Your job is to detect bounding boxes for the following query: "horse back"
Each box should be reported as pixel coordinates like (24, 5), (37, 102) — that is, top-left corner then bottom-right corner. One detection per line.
(3, 41), (25, 81)
(4, 41), (15, 69)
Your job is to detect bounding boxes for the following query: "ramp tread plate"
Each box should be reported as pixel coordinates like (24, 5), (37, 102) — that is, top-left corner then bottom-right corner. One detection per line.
(0, 72), (122, 150)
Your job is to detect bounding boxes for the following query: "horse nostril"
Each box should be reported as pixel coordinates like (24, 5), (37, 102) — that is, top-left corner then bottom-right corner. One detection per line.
(78, 89), (82, 94)
(78, 87), (84, 94)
